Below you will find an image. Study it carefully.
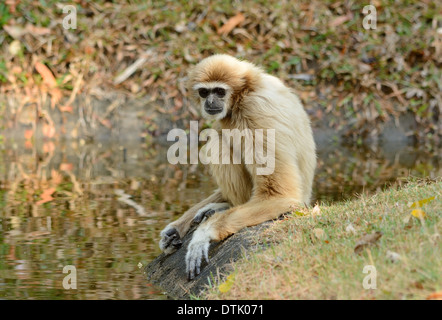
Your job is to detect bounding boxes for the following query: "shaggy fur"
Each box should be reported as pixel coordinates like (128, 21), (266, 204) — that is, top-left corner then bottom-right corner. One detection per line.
(159, 55), (316, 278)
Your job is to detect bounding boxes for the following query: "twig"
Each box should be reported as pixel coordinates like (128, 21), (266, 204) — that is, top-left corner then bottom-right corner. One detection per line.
(114, 49), (154, 85)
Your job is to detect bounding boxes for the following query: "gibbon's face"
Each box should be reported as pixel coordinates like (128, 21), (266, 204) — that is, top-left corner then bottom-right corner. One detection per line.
(193, 82), (232, 120)
(189, 54), (263, 120)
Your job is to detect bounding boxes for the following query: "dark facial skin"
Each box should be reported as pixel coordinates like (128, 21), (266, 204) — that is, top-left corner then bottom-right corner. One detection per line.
(199, 87), (226, 115)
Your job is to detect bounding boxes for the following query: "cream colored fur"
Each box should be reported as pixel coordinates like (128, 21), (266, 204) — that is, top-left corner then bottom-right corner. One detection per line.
(159, 55), (316, 277)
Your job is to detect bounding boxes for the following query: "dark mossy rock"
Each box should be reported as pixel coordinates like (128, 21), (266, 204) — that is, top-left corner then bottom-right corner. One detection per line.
(145, 221), (275, 299)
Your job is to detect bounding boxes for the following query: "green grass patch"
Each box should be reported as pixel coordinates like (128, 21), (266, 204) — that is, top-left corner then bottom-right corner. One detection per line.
(203, 179), (441, 300)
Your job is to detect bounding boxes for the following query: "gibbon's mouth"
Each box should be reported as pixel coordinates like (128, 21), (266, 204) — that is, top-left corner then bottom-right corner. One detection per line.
(205, 107), (224, 115)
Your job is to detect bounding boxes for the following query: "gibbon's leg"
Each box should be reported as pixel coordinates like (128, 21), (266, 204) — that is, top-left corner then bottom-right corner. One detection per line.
(159, 190), (225, 254)
(186, 197), (300, 279)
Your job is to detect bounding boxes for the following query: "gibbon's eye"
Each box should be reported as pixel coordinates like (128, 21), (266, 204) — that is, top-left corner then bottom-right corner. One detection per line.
(213, 87), (226, 98)
(198, 88), (209, 98)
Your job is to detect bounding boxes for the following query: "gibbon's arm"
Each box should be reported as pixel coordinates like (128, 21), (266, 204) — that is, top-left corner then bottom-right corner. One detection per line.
(186, 162), (305, 279)
(186, 196), (299, 279)
(159, 190), (226, 254)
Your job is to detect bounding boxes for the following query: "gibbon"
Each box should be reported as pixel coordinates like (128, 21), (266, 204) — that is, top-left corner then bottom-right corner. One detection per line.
(159, 54), (316, 279)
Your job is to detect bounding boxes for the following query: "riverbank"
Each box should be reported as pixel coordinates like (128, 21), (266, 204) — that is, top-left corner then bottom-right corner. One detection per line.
(201, 179), (441, 300)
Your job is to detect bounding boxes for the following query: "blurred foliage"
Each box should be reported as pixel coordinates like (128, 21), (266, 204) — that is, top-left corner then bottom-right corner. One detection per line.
(0, 0), (440, 142)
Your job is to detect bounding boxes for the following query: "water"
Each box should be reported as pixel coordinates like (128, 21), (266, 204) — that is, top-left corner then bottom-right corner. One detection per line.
(0, 139), (440, 299)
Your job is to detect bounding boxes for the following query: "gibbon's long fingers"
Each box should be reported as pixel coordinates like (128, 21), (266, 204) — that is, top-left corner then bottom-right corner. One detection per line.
(192, 202), (230, 225)
(186, 223), (212, 280)
(211, 197), (301, 241)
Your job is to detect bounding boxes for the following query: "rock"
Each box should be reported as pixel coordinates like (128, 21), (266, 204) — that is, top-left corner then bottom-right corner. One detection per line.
(145, 221), (274, 299)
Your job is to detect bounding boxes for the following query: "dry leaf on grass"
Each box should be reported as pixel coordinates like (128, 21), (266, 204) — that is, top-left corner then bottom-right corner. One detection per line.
(35, 61), (62, 106)
(426, 292), (442, 300)
(345, 223), (356, 234)
(330, 12), (353, 27)
(311, 204), (321, 217)
(354, 231), (383, 254)
(312, 228), (326, 240)
(411, 209), (426, 219)
(219, 274), (235, 293)
(408, 196), (435, 208)
(386, 250), (401, 263)
(218, 13), (245, 35)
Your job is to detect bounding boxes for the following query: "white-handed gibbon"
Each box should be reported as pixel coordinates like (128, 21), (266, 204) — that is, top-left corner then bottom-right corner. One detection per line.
(159, 54), (316, 279)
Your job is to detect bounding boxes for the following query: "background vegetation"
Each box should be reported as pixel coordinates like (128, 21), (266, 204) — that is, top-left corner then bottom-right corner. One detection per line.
(0, 0), (440, 143)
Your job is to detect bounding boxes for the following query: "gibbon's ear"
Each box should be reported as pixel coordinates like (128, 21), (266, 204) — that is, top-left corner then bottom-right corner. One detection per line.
(229, 67), (261, 107)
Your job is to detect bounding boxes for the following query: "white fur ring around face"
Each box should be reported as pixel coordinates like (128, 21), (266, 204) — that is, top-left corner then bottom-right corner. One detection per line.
(185, 224), (214, 280)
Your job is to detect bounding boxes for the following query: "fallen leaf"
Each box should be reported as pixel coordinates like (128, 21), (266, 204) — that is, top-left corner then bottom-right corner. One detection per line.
(59, 105), (73, 113)
(217, 13), (245, 35)
(219, 274), (235, 293)
(60, 163), (74, 172)
(35, 61), (62, 106)
(43, 141), (55, 153)
(42, 123), (56, 138)
(354, 231), (383, 254)
(426, 292), (442, 300)
(408, 196), (435, 208)
(35, 61), (57, 88)
(24, 129), (34, 140)
(386, 250), (401, 263)
(36, 187), (56, 205)
(311, 204), (321, 217)
(3, 25), (26, 39)
(411, 209), (426, 219)
(8, 40), (21, 56)
(25, 24), (51, 36)
(313, 228), (326, 240)
(345, 223), (356, 234)
(330, 12), (353, 27)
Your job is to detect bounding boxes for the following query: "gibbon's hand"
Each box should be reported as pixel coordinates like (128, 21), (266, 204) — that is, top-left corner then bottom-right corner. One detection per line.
(185, 223), (214, 280)
(192, 208), (215, 225)
(192, 202), (230, 225)
(159, 226), (182, 254)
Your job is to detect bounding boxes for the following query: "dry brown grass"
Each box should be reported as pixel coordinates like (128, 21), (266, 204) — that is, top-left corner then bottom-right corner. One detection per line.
(202, 179), (442, 300)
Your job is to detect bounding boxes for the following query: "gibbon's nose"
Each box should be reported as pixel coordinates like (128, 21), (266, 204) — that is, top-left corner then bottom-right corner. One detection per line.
(207, 94), (214, 106)
(204, 97), (223, 115)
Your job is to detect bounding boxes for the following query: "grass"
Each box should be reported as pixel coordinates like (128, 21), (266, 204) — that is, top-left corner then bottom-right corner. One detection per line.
(202, 179), (441, 300)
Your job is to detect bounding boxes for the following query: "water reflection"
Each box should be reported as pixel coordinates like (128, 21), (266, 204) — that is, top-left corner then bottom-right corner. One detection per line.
(0, 139), (440, 299)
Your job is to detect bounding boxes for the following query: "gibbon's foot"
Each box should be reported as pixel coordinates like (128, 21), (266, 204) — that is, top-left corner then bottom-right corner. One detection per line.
(159, 226), (182, 254)
(185, 223), (214, 280)
(192, 202), (230, 225)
